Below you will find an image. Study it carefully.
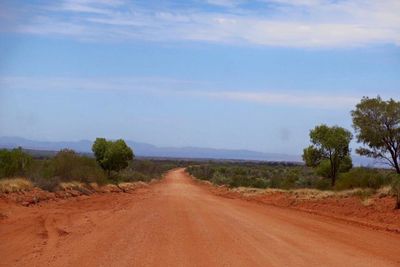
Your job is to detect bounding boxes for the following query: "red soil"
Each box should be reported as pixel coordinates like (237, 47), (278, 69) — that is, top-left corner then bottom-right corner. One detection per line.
(209, 186), (400, 233)
(1, 169), (400, 266)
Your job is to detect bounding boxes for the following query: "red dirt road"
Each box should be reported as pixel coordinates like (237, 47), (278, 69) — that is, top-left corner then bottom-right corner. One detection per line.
(1, 168), (400, 266)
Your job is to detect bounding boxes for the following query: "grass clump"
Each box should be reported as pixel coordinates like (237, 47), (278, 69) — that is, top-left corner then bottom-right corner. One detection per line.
(0, 178), (33, 193)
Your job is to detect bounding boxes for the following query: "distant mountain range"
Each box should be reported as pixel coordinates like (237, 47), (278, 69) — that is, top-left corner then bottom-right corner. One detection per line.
(0, 136), (377, 166)
(0, 136), (302, 162)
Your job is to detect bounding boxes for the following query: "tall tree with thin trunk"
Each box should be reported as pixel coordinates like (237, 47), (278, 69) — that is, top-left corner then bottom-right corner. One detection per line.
(303, 125), (352, 186)
(352, 96), (400, 174)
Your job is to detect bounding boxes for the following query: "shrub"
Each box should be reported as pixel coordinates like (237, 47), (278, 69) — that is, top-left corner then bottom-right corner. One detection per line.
(45, 149), (106, 183)
(314, 178), (331, 190)
(211, 172), (233, 186)
(335, 168), (391, 190)
(0, 148), (32, 178)
(279, 177), (297, 190)
(251, 177), (270, 188)
(118, 170), (151, 183)
(25, 150), (106, 189)
(391, 176), (400, 209)
(32, 176), (61, 192)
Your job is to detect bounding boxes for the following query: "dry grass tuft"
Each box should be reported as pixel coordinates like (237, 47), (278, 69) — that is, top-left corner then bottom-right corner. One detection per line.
(229, 186), (378, 200)
(0, 178), (33, 193)
(361, 197), (374, 206)
(288, 189), (335, 200)
(377, 186), (392, 198)
(59, 181), (86, 191)
(88, 182), (100, 190)
(118, 181), (148, 191)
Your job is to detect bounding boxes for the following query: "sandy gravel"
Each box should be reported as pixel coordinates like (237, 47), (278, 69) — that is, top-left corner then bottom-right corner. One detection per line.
(1, 168), (400, 266)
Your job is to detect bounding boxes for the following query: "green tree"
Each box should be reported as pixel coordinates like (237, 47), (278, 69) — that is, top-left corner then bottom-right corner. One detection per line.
(303, 125), (353, 186)
(302, 146), (322, 167)
(339, 155), (353, 173)
(316, 156), (352, 179)
(92, 138), (108, 165)
(351, 96), (400, 174)
(92, 138), (134, 177)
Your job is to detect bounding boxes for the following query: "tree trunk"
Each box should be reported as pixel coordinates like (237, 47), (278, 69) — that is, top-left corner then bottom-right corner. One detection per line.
(396, 195), (400, 210)
(392, 153), (400, 173)
(329, 157), (337, 187)
(394, 161), (400, 174)
(388, 148), (400, 174)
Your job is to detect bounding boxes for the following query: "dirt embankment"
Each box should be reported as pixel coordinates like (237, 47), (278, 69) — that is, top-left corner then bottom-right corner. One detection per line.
(0, 181), (151, 207)
(1, 169), (400, 267)
(201, 181), (400, 233)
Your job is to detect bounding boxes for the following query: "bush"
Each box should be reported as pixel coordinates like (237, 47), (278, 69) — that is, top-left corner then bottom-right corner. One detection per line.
(51, 150), (105, 183)
(23, 150), (107, 189)
(187, 162), (400, 194)
(251, 177), (270, 188)
(32, 176), (61, 192)
(335, 167), (392, 190)
(391, 176), (400, 209)
(0, 148), (32, 178)
(211, 172), (233, 186)
(42, 149), (106, 183)
(187, 163), (326, 190)
(314, 178), (331, 190)
(117, 170), (151, 183)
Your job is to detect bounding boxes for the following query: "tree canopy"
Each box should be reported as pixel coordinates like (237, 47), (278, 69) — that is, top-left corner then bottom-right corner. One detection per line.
(302, 125), (352, 186)
(352, 96), (400, 173)
(92, 138), (134, 177)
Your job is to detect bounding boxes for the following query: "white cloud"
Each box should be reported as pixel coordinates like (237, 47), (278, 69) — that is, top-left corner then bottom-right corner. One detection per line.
(204, 0), (242, 7)
(2, 0), (400, 47)
(265, 0), (326, 6)
(0, 76), (365, 109)
(200, 91), (359, 108)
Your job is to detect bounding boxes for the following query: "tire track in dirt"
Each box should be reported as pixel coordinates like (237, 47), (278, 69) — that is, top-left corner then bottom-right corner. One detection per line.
(1, 168), (400, 266)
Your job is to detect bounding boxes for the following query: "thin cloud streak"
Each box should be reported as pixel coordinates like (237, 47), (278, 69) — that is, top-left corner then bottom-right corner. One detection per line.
(0, 76), (363, 109)
(200, 91), (359, 109)
(1, 0), (400, 47)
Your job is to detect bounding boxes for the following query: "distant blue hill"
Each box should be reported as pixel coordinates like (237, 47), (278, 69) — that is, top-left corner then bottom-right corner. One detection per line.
(0, 136), (377, 166)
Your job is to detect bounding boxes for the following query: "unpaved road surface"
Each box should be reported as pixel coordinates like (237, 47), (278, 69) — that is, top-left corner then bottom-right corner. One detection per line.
(1, 168), (400, 266)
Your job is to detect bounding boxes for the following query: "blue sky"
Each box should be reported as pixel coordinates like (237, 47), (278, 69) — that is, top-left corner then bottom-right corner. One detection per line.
(0, 0), (399, 154)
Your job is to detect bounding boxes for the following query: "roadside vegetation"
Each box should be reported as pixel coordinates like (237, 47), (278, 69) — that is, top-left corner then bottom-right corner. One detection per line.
(0, 140), (186, 193)
(1, 96), (399, 208)
(187, 162), (395, 191)
(188, 96), (400, 209)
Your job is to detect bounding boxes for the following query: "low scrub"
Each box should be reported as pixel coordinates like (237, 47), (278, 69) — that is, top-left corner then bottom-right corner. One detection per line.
(187, 163), (397, 195)
(0, 148), (32, 178)
(391, 177), (400, 209)
(335, 168), (393, 190)
(30, 176), (61, 192)
(187, 163), (330, 190)
(230, 186), (378, 203)
(1, 148), (186, 192)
